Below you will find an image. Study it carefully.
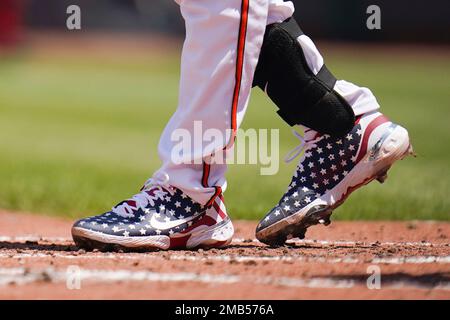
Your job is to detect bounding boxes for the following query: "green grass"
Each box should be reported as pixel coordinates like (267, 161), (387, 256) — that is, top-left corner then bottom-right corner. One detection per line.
(0, 45), (449, 221)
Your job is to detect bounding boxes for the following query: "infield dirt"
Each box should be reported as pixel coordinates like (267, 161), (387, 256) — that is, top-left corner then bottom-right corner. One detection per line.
(0, 210), (448, 299)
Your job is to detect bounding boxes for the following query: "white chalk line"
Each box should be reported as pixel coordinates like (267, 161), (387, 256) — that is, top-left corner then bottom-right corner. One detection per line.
(234, 238), (450, 248)
(1, 251), (449, 265)
(0, 267), (449, 291)
(1, 235), (449, 248)
(0, 236), (71, 243)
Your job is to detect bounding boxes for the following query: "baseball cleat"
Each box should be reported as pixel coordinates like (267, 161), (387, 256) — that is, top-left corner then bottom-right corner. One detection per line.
(72, 177), (233, 251)
(256, 111), (414, 245)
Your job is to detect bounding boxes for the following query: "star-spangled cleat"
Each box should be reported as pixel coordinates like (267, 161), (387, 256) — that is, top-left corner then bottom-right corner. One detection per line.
(72, 179), (233, 251)
(256, 111), (414, 246)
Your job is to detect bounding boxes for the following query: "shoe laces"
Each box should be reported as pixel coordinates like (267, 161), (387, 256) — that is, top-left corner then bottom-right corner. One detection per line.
(112, 172), (175, 218)
(284, 127), (322, 164)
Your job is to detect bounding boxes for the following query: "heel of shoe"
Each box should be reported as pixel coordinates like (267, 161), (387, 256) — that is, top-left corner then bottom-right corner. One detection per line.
(381, 125), (411, 158)
(374, 125), (414, 184)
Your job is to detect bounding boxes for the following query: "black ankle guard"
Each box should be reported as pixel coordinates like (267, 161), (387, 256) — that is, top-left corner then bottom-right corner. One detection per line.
(253, 17), (355, 137)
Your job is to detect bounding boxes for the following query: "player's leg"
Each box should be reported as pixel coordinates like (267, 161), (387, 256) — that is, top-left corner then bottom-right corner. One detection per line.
(253, 14), (414, 245)
(71, 0), (294, 251)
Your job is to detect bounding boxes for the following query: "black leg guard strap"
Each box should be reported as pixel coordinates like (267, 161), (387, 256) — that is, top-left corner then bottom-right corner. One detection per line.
(253, 17), (355, 137)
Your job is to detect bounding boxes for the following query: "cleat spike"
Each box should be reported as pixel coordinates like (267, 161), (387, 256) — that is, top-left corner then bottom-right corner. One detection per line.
(376, 173), (388, 183)
(407, 144), (416, 158)
(296, 232), (306, 240)
(323, 216), (331, 226)
(376, 166), (390, 184)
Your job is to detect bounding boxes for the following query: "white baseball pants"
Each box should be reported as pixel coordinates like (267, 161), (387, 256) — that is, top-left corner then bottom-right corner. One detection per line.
(154, 0), (380, 206)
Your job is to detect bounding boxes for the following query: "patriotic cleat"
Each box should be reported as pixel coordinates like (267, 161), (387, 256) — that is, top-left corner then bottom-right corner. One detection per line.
(256, 111), (414, 245)
(72, 176), (233, 251)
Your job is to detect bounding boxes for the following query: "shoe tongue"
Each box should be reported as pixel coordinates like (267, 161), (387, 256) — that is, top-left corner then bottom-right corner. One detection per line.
(144, 188), (157, 196)
(303, 127), (320, 142)
(113, 199), (136, 210)
(126, 200), (137, 207)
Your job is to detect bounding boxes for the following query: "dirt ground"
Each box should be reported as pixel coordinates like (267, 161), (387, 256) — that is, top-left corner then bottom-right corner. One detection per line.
(0, 210), (449, 300)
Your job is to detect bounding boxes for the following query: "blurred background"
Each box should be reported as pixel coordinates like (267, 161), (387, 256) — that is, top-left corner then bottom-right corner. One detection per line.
(1, 0), (449, 221)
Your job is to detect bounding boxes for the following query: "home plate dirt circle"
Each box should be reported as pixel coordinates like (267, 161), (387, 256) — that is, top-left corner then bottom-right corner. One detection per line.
(0, 210), (449, 299)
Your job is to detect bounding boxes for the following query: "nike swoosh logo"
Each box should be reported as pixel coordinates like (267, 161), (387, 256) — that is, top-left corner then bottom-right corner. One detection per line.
(149, 211), (203, 230)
